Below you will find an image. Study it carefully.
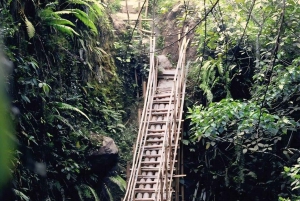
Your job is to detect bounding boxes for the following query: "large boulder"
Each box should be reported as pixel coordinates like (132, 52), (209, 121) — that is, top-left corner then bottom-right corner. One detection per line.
(87, 133), (119, 176)
(89, 134), (118, 156)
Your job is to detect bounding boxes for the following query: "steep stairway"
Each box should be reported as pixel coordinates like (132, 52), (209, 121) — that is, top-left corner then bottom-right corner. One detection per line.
(123, 29), (189, 201)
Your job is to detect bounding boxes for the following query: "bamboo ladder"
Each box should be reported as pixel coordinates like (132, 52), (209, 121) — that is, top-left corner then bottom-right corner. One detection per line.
(123, 25), (190, 201)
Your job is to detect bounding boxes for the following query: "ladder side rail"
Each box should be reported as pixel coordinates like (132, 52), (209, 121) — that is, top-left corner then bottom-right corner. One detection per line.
(128, 36), (157, 201)
(160, 32), (188, 200)
(124, 36), (156, 201)
(160, 39), (185, 199)
(165, 29), (189, 198)
(167, 39), (190, 197)
(166, 59), (183, 200)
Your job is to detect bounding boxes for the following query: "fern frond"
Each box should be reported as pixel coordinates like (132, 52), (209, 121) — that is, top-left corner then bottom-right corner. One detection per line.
(66, 0), (103, 19)
(19, 10), (35, 39)
(107, 175), (126, 192)
(201, 61), (211, 83)
(46, 18), (76, 27)
(72, 9), (98, 33)
(52, 24), (79, 36)
(53, 115), (75, 131)
(103, 184), (113, 201)
(56, 9), (98, 33)
(55, 9), (98, 33)
(85, 0), (104, 17)
(39, 8), (79, 37)
(80, 184), (100, 201)
(25, 18), (35, 39)
(45, 2), (59, 8)
(54, 102), (92, 122)
(54, 10), (75, 15)
(75, 185), (85, 201)
(217, 61), (224, 74)
(200, 83), (213, 103)
(13, 189), (30, 201)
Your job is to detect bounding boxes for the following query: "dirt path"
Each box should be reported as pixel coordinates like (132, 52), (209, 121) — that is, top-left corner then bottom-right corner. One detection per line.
(110, 0), (141, 30)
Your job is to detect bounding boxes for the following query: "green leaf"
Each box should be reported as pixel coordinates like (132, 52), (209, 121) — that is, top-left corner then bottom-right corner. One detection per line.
(107, 175), (126, 192)
(54, 102), (92, 123)
(182, 139), (189, 145)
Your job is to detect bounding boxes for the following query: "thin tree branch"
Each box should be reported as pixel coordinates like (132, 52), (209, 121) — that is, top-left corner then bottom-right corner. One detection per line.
(256, 0), (286, 136)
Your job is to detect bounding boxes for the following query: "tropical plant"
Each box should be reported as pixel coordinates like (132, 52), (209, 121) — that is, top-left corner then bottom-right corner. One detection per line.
(0, 0), (140, 200)
(185, 0), (300, 200)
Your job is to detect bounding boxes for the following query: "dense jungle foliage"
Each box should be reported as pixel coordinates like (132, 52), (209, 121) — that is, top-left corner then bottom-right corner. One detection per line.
(185, 0), (300, 200)
(2, 0), (300, 201)
(0, 0), (147, 200)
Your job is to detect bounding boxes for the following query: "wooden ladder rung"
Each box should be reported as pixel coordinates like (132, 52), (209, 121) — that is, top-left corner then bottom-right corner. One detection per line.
(149, 111), (170, 115)
(137, 174), (176, 178)
(144, 144), (176, 149)
(137, 175), (160, 178)
(147, 120), (168, 124)
(141, 161), (161, 164)
(152, 100), (174, 103)
(148, 109), (171, 112)
(143, 154), (161, 157)
(136, 181), (157, 184)
(146, 133), (165, 137)
(146, 139), (163, 143)
(147, 129), (166, 132)
(134, 188), (156, 192)
(134, 198), (155, 201)
(154, 93), (172, 98)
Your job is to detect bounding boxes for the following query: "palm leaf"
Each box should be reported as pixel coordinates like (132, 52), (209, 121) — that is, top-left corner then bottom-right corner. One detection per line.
(54, 102), (92, 122)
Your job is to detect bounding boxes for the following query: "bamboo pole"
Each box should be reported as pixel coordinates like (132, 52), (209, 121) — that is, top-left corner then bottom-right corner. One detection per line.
(145, 0), (149, 17)
(124, 36), (156, 201)
(138, 1), (142, 33)
(125, 0), (130, 24)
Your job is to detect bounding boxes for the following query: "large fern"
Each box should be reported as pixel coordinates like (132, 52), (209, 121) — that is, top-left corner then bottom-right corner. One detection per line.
(55, 9), (98, 34)
(39, 7), (79, 37)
